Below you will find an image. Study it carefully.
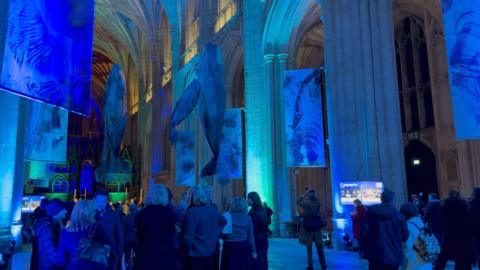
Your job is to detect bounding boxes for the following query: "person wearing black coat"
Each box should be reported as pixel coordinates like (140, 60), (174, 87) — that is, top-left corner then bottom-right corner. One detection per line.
(182, 186), (226, 270)
(247, 192), (272, 270)
(135, 184), (178, 270)
(34, 199), (66, 270)
(423, 193), (442, 240)
(93, 190), (124, 270)
(435, 190), (474, 270)
(30, 199), (49, 270)
(469, 188), (480, 267)
(363, 190), (409, 270)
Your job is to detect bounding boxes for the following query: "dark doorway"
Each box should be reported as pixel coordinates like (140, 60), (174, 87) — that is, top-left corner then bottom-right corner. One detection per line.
(404, 140), (438, 200)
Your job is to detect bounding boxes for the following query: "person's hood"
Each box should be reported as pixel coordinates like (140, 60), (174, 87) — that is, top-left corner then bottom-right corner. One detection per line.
(368, 203), (398, 220)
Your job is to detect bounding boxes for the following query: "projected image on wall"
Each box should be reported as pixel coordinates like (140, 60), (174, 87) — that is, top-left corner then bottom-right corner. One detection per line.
(0, 0), (95, 115)
(442, 0), (480, 139)
(283, 69), (326, 167)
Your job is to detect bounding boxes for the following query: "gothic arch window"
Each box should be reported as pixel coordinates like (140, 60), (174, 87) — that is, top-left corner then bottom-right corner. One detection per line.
(395, 16), (435, 133)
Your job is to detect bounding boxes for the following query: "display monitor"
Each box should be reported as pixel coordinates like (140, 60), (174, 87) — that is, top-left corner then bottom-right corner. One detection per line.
(22, 195), (45, 213)
(340, 181), (383, 205)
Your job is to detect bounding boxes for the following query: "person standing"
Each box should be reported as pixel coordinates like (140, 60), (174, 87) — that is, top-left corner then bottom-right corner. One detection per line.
(248, 192), (272, 270)
(435, 190), (474, 270)
(423, 193), (441, 241)
(298, 189), (327, 270)
(469, 188), (480, 268)
(123, 203), (138, 268)
(400, 203), (432, 270)
(93, 190), (124, 270)
(57, 200), (112, 270)
(34, 199), (66, 270)
(350, 199), (367, 253)
(182, 186), (225, 270)
(135, 184), (177, 270)
(221, 198), (256, 270)
(364, 190), (409, 270)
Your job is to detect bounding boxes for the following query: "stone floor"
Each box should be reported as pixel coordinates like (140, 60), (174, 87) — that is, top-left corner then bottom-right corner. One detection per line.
(9, 238), (478, 270)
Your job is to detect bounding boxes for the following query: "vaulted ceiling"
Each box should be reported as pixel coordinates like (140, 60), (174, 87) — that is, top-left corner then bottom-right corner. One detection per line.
(91, 0), (181, 103)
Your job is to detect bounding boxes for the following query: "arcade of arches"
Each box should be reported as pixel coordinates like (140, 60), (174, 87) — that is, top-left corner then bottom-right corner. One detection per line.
(1, 0), (480, 249)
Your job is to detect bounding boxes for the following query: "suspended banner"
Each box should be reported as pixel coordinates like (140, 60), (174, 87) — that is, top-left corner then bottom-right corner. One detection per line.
(175, 131), (196, 186)
(0, 0), (95, 115)
(24, 101), (68, 163)
(283, 69), (326, 167)
(442, 0), (480, 139)
(217, 108), (244, 179)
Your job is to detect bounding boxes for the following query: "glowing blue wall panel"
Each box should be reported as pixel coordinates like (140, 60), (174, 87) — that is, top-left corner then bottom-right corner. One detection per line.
(217, 108), (243, 179)
(24, 102), (68, 162)
(283, 69), (326, 167)
(442, 0), (480, 139)
(175, 131), (195, 186)
(0, 0), (95, 115)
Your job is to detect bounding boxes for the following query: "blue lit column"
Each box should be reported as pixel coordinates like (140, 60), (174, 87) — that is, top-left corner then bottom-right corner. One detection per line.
(243, 0), (274, 207)
(321, 0), (407, 247)
(273, 53), (292, 234)
(0, 91), (27, 253)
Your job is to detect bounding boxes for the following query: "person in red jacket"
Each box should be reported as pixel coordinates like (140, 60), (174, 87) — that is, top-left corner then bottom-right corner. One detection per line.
(350, 199), (367, 247)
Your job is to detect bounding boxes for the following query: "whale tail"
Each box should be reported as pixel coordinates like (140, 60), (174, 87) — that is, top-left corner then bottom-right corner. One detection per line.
(201, 156), (218, 178)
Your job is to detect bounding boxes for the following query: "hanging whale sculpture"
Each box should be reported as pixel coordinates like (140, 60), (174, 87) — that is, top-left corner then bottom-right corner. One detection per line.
(169, 43), (226, 178)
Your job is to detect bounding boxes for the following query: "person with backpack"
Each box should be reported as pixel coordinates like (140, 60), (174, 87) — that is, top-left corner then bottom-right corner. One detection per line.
(297, 188), (327, 270)
(400, 203), (436, 270)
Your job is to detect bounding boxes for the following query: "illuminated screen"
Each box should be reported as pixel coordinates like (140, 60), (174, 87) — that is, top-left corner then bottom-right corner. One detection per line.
(442, 0), (480, 139)
(340, 181), (384, 205)
(283, 69), (326, 167)
(22, 195), (45, 213)
(0, 0), (95, 115)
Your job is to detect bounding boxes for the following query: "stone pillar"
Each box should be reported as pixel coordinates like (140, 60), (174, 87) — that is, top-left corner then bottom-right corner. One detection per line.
(273, 53), (292, 234)
(322, 0), (407, 246)
(0, 92), (26, 253)
(243, 0), (275, 207)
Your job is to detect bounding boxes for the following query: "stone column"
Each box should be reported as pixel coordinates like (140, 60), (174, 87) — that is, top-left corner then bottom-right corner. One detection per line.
(273, 53), (292, 234)
(243, 0), (274, 207)
(322, 0), (407, 246)
(0, 92), (26, 253)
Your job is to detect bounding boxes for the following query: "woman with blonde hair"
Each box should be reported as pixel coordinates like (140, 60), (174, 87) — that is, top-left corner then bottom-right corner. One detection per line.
(57, 200), (112, 270)
(221, 197), (256, 270)
(182, 186), (226, 270)
(135, 184), (177, 270)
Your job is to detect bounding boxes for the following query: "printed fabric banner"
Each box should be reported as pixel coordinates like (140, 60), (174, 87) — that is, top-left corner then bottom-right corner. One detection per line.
(0, 0), (95, 115)
(283, 69), (326, 167)
(175, 130), (196, 186)
(442, 0), (480, 139)
(24, 101), (68, 163)
(217, 108), (243, 179)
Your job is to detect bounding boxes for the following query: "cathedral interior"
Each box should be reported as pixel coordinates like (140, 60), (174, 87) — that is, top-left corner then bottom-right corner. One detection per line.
(1, 0), (480, 269)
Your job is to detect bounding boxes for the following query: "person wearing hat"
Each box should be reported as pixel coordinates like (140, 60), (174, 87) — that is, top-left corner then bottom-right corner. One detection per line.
(34, 198), (66, 270)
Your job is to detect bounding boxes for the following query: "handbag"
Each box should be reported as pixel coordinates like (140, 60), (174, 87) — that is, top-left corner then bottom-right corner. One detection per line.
(74, 223), (111, 268)
(302, 216), (325, 232)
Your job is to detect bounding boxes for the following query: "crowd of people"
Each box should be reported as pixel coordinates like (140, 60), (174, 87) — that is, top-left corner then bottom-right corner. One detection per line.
(350, 188), (480, 270)
(29, 185), (273, 270)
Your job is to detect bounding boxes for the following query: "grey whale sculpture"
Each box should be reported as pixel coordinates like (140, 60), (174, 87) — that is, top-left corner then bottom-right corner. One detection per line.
(170, 43), (226, 178)
(96, 64), (131, 183)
